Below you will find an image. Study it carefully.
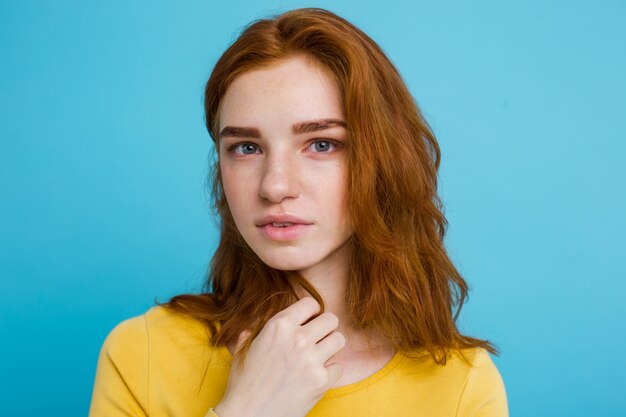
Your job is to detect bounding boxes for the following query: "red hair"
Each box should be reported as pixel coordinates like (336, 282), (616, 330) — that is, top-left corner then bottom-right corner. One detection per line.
(164, 7), (495, 365)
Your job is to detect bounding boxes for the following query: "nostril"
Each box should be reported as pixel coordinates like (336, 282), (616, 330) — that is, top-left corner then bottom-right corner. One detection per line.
(259, 176), (299, 202)
(257, 156), (301, 202)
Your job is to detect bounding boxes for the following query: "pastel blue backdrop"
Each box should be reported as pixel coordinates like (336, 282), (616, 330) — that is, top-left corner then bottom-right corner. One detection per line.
(1, 1), (624, 416)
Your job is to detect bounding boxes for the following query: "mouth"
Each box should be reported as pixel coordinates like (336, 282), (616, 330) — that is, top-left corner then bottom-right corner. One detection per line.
(258, 222), (311, 241)
(255, 213), (313, 241)
(268, 222), (298, 227)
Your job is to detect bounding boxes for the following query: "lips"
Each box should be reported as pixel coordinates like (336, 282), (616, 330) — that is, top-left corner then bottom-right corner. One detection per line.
(255, 214), (313, 227)
(256, 213), (313, 241)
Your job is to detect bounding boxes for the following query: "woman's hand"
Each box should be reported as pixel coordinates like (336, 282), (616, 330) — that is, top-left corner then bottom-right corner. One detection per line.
(212, 296), (346, 417)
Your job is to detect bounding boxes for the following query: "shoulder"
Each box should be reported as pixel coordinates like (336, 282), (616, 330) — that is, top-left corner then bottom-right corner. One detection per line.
(456, 347), (500, 374)
(351, 347), (507, 416)
(395, 348), (507, 416)
(102, 305), (214, 357)
(97, 306), (228, 391)
(90, 306), (229, 416)
(99, 310), (148, 366)
(89, 311), (154, 416)
(455, 348), (505, 390)
(454, 348), (509, 417)
(400, 347), (497, 379)
(105, 304), (230, 370)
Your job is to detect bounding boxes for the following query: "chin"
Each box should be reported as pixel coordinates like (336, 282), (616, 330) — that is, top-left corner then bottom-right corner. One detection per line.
(255, 248), (320, 272)
(258, 255), (312, 272)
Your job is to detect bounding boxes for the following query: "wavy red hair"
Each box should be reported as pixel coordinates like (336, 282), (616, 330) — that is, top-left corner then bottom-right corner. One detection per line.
(163, 7), (495, 366)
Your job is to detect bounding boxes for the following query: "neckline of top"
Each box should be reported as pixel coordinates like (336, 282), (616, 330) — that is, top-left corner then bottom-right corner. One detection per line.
(216, 343), (405, 399)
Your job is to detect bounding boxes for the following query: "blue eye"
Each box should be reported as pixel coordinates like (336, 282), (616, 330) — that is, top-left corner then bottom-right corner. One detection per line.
(232, 143), (259, 155)
(310, 140), (336, 153)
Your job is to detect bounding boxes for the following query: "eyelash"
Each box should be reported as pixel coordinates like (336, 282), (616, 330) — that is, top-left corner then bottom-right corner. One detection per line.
(229, 143), (260, 155)
(228, 139), (342, 155)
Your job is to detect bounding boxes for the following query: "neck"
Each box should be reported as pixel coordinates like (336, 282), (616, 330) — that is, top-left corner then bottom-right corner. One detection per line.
(293, 244), (391, 353)
(294, 242), (350, 320)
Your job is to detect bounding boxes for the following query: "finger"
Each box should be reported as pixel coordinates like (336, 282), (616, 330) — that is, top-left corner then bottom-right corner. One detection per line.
(315, 331), (346, 362)
(274, 296), (321, 326)
(301, 312), (339, 343)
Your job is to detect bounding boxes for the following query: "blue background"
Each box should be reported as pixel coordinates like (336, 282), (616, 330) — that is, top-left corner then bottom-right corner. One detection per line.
(1, 1), (625, 416)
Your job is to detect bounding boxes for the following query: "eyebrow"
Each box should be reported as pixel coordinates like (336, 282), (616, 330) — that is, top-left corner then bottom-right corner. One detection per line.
(220, 118), (347, 139)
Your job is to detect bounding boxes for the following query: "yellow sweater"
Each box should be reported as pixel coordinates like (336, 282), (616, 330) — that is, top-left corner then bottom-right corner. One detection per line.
(89, 306), (508, 417)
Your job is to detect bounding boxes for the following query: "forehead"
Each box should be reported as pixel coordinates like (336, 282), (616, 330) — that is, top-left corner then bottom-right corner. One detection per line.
(218, 55), (345, 131)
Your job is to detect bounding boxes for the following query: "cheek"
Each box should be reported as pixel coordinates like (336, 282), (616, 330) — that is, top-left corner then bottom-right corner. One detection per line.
(221, 164), (269, 244)
(220, 165), (251, 218)
(310, 167), (349, 218)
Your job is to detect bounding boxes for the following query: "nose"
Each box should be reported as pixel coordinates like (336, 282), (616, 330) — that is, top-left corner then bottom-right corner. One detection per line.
(258, 151), (300, 203)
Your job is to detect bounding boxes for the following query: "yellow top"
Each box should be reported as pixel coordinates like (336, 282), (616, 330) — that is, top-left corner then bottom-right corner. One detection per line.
(89, 306), (508, 417)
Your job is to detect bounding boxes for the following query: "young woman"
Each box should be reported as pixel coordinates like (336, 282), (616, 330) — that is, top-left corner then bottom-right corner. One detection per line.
(89, 8), (508, 417)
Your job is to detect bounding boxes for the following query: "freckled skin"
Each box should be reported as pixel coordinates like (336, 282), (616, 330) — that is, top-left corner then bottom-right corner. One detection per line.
(218, 55), (353, 276)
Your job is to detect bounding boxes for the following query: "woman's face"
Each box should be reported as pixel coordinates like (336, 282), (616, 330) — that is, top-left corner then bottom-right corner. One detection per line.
(218, 55), (352, 276)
